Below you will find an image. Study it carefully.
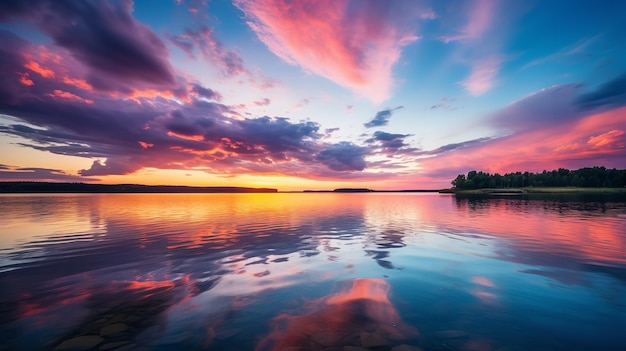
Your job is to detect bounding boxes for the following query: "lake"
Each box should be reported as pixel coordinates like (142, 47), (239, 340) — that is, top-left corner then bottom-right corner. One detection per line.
(0, 193), (625, 351)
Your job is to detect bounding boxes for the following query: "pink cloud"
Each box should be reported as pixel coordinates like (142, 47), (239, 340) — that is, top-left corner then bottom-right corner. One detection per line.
(420, 106), (626, 179)
(24, 61), (55, 78)
(439, 0), (504, 96)
(460, 55), (502, 96)
(439, 0), (495, 43)
(138, 141), (154, 149)
(46, 89), (94, 104)
(18, 72), (34, 86)
(62, 77), (93, 91)
(235, 0), (427, 103)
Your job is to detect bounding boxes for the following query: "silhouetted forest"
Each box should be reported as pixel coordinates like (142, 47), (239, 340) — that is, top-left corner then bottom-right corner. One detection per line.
(451, 167), (626, 189)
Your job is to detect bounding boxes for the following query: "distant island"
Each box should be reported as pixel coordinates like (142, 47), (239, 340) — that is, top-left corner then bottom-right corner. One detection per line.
(303, 188), (439, 193)
(445, 166), (626, 194)
(0, 182), (277, 193)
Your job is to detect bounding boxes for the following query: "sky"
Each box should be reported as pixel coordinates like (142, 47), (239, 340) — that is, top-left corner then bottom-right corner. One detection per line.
(0, 0), (625, 191)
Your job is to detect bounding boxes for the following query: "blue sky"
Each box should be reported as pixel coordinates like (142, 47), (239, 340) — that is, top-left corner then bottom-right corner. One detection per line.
(0, 0), (625, 190)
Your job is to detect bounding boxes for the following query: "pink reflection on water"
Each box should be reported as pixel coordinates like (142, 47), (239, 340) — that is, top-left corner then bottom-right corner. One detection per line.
(256, 278), (418, 351)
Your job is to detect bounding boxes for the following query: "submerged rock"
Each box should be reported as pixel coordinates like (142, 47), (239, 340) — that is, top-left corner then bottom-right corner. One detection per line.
(359, 331), (388, 347)
(99, 323), (128, 337)
(53, 335), (103, 350)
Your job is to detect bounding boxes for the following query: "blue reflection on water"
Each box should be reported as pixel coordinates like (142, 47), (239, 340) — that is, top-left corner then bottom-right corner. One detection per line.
(0, 193), (625, 350)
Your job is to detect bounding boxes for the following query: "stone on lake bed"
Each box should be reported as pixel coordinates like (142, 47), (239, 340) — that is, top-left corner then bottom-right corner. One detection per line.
(98, 341), (131, 350)
(433, 330), (469, 339)
(53, 335), (103, 350)
(100, 323), (128, 336)
(391, 344), (423, 351)
(360, 331), (388, 347)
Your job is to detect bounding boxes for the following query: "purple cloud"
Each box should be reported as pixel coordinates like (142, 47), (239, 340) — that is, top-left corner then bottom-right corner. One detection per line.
(489, 84), (582, 133)
(576, 73), (626, 110)
(315, 142), (367, 171)
(168, 26), (248, 77)
(0, 30), (377, 180)
(366, 131), (414, 156)
(0, 0), (177, 88)
(363, 106), (403, 128)
(190, 83), (222, 101)
(0, 166), (100, 182)
(253, 98), (271, 106)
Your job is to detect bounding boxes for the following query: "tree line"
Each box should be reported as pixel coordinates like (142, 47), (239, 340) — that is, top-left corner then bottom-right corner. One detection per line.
(451, 167), (626, 189)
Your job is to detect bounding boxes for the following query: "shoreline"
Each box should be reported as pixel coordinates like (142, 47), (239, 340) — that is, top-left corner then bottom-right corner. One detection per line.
(442, 187), (626, 194)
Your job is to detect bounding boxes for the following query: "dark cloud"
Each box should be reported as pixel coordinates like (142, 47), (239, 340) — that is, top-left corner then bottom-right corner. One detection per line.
(418, 137), (492, 156)
(316, 142), (367, 171)
(363, 106), (403, 128)
(0, 166), (100, 182)
(369, 131), (410, 142)
(0, 31), (29, 104)
(489, 84), (581, 133)
(0, 0), (177, 87)
(576, 73), (626, 110)
(80, 158), (139, 176)
(365, 131), (415, 157)
(190, 83), (222, 101)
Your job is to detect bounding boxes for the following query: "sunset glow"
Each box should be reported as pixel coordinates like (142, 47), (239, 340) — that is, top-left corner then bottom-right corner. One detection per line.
(1, 0), (625, 190)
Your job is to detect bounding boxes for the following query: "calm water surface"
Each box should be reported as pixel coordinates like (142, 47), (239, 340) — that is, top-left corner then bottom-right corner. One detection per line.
(0, 193), (625, 351)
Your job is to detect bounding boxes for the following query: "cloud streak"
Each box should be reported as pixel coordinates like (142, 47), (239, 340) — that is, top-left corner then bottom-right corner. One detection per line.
(439, 0), (505, 96)
(235, 0), (427, 103)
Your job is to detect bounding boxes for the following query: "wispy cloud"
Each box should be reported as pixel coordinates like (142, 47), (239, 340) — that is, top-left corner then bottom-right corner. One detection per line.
(234, 0), (430, 103)
(460, 55), (503, 96)
(438, 0), (505, 96)
(168, 26), (249, 77)
(523, 36), (600, 70)
(428, 97), (458, 111)
(439, 0), (494, 43)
